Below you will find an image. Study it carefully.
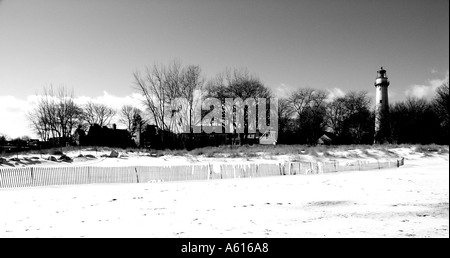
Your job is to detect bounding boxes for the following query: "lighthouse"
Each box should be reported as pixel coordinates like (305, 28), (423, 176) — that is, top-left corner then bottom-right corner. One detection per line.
(374, 67), (390, 143)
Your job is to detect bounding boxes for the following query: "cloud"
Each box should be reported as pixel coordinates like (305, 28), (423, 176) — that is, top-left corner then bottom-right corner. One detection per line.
(273, 84), (348, 103)
(74, 91), (146, 110)
(0, 92), (147, 139)
(405, 71), (449, 99)
(74, 91), (148, 127)
(325, 88), (346, 102)
(0, 96), (34, 139)
(272, 83), (293, 98)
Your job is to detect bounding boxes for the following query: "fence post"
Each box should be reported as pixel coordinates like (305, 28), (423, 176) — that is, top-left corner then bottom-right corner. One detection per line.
(87, 166), (91, 184)
(207, 163), (211, 180)
(135, 167), (140, 183)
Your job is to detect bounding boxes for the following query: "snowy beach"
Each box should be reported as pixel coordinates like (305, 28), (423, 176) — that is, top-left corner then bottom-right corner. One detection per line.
(0, 147), (448, 238)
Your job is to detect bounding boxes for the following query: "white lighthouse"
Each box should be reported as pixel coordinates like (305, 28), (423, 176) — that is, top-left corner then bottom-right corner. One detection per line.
(374, 67), (390, 142)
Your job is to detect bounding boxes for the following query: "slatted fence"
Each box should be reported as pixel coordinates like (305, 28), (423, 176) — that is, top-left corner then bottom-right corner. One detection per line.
(0, 158), (404, 189)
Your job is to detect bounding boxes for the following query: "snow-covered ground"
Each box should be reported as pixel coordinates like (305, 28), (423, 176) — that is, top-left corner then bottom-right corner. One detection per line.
(0, 147), (448, 238)
(0, 146), (432, 168)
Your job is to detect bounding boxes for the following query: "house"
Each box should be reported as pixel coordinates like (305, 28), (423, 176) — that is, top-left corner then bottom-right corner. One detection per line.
(84, 124), (135, 148)
(317, 132), (334, 145)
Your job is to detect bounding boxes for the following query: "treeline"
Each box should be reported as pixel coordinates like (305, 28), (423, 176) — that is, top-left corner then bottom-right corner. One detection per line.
(26, 86), (146, 146)
(22, 60), (449, 148)
(390, 85), (449, 144)
(278, 90), (375, 145)
(281, 82), (449, 145)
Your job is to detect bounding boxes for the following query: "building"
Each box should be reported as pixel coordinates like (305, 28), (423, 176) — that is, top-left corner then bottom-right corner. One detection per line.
(374, 67), (391, 143)
(84, 123), (135, 148)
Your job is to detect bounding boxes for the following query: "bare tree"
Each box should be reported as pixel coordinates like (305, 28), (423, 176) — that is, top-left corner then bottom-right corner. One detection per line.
(119, 105), (146, 133)
(276, 98), (295, 142)
(28, 105), (51, 142)
(180, 65), (205, 133)
(390, 97), (441, 144)
(325, 91), (373, 144)
(164, 62), (205, 133)
(205, 68), (272, 138)
(433, 81), (449, 142)
(206, 68), (271, 99)
(134, 61), (205, 134)
(286, 88), (327, 144)
(0, 134), (7, 145)
(287, 88), (315, 119)
(134, 64), (169, 131)
(57, 87), (83, 140)
(164, 60), (183, 101)
(28, 85), (82, 145)
(82, 102), (116, 127)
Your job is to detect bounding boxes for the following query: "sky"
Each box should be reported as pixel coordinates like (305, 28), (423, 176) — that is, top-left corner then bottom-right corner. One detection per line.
(0, 0), (449, 138)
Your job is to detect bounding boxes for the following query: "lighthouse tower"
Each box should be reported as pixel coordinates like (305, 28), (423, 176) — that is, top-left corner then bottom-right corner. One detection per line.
(374, 67), (390, 143)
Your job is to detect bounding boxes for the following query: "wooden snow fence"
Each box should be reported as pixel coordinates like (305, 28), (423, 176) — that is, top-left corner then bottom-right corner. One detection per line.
(0, 158), (404, 188)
